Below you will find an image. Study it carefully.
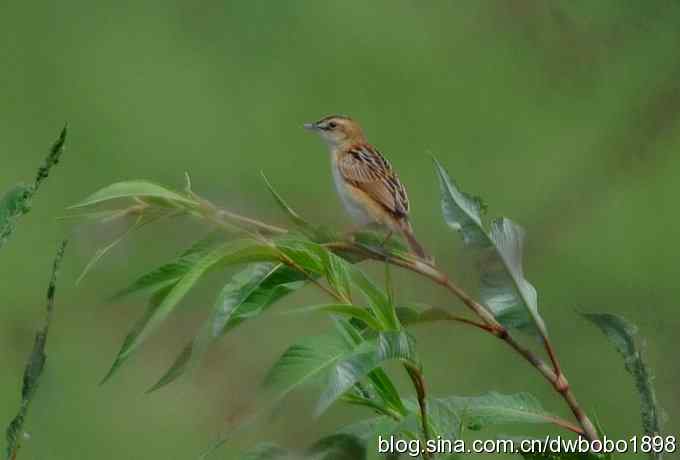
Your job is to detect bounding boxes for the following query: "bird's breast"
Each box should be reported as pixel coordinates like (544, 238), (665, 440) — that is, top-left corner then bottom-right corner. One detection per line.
(330, 151), (372, 225)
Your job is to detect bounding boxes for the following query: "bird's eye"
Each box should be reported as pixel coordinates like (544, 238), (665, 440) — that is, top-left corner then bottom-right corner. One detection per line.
(327, 121), (337, 129)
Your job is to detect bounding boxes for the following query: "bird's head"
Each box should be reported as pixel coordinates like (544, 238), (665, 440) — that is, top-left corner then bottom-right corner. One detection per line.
(304, 115), (365, 148)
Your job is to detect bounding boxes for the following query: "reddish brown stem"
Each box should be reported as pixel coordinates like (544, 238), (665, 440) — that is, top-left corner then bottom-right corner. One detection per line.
(327, 242), (600, 442)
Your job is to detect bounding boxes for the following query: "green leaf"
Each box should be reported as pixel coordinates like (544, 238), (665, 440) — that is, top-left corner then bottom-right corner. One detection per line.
(264, 334), (353, 401)
(319, 250), (353, 302)
(111, 234), (244, 299)
(285, 304), (383, 331)
(433, 158), (487, 246)
(431, 392), (557, 430)
(211, 263), (306, 337)
(482, 218), (546, 335)
(582, 313), (663, 447)
(423, 397), (462, 440)
(102, 241), (269, 384)
(317, 331), (417, 416)
(350, 268), (400, 331)
(433, 158), (546, 336)
(149, 262), (306, 392)
(6, 241), (67, 460)
(275, 239), (327, 274)
(274, 239), (399, 329)
(69, 180), (198, 209)
(101, 285), (172, 384)
(343, 399), (461, 444)
(332, 320), (407, 416)
(396, 304), (455, 326)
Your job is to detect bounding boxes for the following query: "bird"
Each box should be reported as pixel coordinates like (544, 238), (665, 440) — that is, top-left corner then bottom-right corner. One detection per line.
(304, 114), (430, 261)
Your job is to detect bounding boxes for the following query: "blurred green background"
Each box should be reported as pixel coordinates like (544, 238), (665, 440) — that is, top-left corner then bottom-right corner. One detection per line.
(2, 1), (679, 459)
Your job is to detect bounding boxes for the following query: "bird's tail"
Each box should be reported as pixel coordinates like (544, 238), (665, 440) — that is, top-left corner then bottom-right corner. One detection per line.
(400, 221), (433, 263)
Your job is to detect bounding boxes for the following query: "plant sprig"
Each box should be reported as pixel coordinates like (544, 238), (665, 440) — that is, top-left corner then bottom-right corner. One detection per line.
(67, 162), (663, 458)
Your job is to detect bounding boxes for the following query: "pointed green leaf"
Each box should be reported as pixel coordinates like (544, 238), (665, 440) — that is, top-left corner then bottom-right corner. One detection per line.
(211, 263), (305, 337)
(396, 304), (455, 326)
(317, 331), (417, 416)
(69, 180), (197, 209)
(332, 320), (406, 416)
(319, 250), (353, 302)
(275, 239), (326, 274)
(434, 158), (545, 336)
(483, 218), (546, 336)
(424, 397), (462, 440)
(274, 239), (399, 329)
(145, 339), (195, 393)
(100, 285), (173, 384)
(264, 334), (352, 401)
(285, 304), (383, 331)
(344, 395), (462, 442)
(582, 313), (663, 445)
(102, 241), (270, 383)
(112, 235), (258, 299)
(149, 262), (306, 391)
(433, 158), (487, 246)
(432, 392), (558, 429)
(350, 268), (399, 331)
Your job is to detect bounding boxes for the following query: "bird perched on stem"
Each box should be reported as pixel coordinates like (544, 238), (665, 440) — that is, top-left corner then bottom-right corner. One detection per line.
(304, 114), (431, 262)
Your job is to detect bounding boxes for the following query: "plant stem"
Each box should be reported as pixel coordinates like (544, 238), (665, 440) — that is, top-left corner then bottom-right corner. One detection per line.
(405, 364), (433, 460)
(185, 197), (599, 442)
(191, 192), (288, 235)
(327, 242), (600, 442)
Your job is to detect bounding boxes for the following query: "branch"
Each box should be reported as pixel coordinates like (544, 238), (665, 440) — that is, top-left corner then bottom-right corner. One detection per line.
(326, 242), (599, 442)
(190, 192), (288, 236)
(173, 193), (600, 441)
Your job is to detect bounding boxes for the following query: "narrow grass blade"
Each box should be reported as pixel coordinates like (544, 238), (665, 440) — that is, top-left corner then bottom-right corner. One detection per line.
(5, 241), (67, 460)
(1, 126), (67, 251)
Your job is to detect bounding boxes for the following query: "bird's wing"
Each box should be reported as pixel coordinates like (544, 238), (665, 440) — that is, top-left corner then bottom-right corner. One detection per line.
(338, 144), (410, 217)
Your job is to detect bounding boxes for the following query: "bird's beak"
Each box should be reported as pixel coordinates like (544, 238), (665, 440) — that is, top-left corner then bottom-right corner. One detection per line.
(303, 122), (318, 131)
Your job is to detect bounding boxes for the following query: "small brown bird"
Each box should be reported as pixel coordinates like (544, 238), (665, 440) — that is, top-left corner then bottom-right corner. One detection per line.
(304, 115), (430, 261)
